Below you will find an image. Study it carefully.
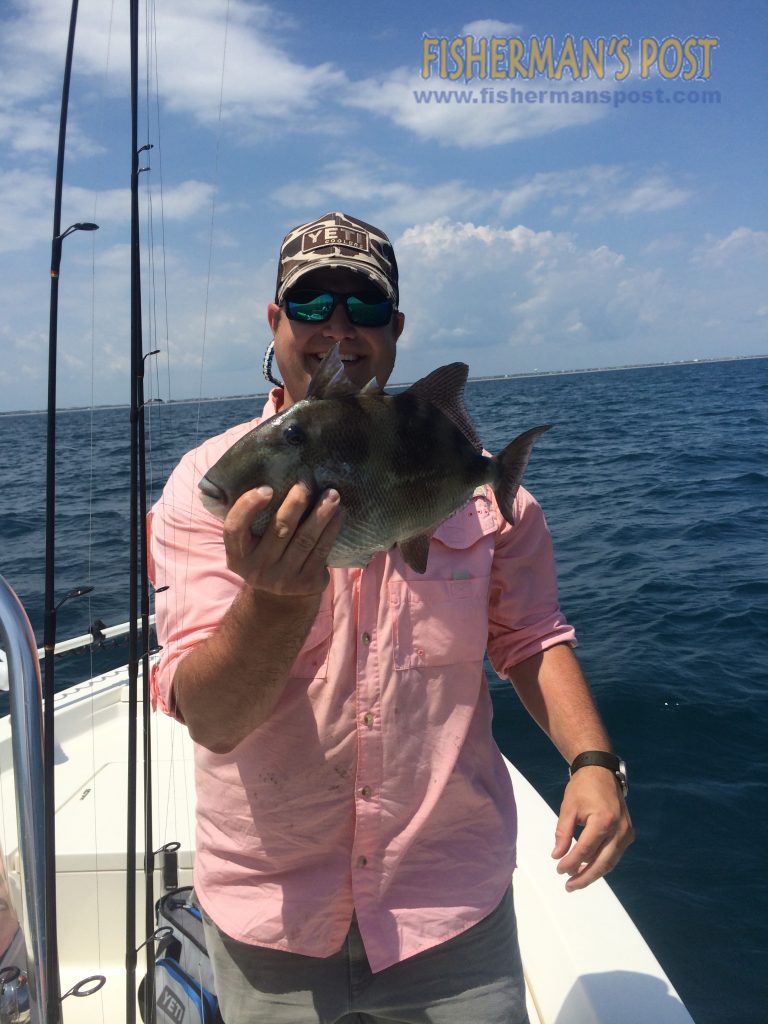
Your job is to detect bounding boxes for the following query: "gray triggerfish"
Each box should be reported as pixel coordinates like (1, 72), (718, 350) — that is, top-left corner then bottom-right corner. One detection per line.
(199, 344), (550, 573)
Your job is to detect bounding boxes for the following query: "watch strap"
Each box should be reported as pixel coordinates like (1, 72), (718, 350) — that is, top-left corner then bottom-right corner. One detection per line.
(570, 751), (621, 774)
(569, 750), (628, 797)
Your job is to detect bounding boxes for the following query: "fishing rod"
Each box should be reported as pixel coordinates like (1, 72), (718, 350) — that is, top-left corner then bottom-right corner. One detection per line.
(44, 0), (98, 1019)
(42, 0), (158, 1018)
(126, 0), (160, 1018)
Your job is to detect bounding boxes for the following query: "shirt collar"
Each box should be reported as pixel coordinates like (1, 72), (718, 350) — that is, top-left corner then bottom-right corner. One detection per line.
(262, 387), (284, 418)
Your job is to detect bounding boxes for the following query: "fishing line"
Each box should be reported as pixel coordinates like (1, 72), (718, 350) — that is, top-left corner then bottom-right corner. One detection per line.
(194, 0), (232, 437)
(131, 0), (188, 909)
(139, 0), (202, 900)
(159, 0), (234, 763)
(144, 0), (173, 442)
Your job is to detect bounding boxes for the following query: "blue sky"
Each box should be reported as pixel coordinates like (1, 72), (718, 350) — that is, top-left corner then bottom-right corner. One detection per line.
(0, 0), (765, 410)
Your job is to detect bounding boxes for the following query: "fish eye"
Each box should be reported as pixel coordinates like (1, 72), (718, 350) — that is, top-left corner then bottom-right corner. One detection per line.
(283, 424), (306, 446)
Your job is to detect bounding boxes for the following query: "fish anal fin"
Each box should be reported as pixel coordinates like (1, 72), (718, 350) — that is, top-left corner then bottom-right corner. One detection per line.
(398, 533), (431, 574)
(407, 363), (483, 452)
(306, 343), (361, 400)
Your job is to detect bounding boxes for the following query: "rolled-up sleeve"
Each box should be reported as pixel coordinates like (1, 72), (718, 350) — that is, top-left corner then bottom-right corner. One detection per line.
(148, 446), (245, 720)
(486, 486), (576, 677)
(148, 408), (275, 718)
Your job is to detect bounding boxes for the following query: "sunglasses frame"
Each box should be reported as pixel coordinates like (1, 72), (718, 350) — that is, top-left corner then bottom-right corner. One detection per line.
(282, 287), (395, 328)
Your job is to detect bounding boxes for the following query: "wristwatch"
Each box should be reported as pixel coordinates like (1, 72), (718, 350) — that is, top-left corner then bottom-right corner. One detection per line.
(569, 751), (628, 798)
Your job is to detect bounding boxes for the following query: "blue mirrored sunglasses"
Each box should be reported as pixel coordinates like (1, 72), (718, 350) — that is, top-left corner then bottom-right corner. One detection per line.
(283, 287), (394, 327)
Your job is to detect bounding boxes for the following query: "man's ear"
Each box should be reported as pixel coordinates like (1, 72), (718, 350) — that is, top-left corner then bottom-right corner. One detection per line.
(393, 310), (405, 341)
(267, 302), (281, 334)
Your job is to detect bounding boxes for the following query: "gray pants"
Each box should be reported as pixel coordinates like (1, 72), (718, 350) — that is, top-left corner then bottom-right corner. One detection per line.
(202, 886), (530, 1024)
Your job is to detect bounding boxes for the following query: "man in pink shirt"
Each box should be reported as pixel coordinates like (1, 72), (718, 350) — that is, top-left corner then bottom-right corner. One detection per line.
(150, 213), (634, 1023)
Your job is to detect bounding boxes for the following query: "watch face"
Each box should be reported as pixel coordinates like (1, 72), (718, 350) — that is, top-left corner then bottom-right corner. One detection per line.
(617, 760), (629, 797)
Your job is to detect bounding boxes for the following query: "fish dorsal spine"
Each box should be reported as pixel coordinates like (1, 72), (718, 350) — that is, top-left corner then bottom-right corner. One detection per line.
(306, 343), (363, 400)
(407, 363), (483, 453)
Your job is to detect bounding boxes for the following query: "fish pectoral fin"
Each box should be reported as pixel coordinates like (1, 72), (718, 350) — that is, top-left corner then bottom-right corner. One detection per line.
(398, 533), (432, 574)
(306, 343), (362, 400)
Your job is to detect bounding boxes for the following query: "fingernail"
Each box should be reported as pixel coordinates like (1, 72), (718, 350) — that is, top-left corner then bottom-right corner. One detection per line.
(257, 485), (273, 499)
(323, 489), (340, 505)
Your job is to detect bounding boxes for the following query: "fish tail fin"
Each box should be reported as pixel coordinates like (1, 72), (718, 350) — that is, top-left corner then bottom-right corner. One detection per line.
(493, 425), (552, 524)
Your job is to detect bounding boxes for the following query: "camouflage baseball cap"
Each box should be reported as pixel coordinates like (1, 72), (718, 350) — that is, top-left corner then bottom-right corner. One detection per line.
(275, 212), (399, 305)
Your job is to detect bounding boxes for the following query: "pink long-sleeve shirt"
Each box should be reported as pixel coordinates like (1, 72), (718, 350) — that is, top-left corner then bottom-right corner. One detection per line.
(149, 391), (575, 973)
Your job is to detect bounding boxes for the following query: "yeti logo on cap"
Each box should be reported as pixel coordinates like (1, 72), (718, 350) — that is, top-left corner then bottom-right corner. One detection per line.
(301, 226), (370, 254)
(275, 212), (399, 304)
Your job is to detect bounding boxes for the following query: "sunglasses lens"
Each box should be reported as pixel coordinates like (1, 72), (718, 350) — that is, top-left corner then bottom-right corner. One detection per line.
(284, 288), (394, 326)
(285, 291), (334, 322)
(346, 294), (393, 327)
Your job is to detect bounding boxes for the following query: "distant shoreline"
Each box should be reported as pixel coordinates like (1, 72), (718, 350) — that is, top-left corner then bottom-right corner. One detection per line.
(466, 352), (768, 384)
(2, 353), (766, 417)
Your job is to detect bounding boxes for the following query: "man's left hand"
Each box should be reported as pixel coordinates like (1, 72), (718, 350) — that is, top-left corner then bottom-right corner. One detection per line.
(552, 765), (635, 891)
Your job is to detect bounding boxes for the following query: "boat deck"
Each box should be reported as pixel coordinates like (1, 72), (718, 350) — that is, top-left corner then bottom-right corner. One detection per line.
(0, 665), (693, 1023)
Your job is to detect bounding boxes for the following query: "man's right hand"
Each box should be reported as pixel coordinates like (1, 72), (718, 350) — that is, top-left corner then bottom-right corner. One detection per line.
(174, 483), (344, 751)
(223, 482), (344, 596)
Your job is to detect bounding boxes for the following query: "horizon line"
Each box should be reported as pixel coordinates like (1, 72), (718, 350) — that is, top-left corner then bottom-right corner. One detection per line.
(1, 352), (765, 417)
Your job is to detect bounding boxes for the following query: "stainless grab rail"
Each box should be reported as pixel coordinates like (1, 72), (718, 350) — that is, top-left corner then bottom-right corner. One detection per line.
(0, 576), (49, 1023)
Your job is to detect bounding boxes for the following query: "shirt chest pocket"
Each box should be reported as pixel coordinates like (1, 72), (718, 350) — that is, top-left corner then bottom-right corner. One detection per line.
(388, 575), (491, 670)
(388, 498), (496, 671)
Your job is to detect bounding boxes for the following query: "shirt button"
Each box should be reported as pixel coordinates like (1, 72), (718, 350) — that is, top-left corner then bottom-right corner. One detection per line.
(362, 632), (371, 645)
(363, 713), (374, 728)
(360, 786), (372, 799)
(356, 855), (368, 868)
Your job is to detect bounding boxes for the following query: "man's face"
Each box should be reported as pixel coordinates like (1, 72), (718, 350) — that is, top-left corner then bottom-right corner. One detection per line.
(267, 266), (405, 410)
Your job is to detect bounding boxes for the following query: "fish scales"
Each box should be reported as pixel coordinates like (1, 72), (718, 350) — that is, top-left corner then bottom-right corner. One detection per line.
(199, 345), (551, 573)
(301, 392), (485, 557)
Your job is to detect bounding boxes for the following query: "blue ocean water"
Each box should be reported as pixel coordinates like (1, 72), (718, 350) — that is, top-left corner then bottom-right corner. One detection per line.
(1, 356), (766, 1023)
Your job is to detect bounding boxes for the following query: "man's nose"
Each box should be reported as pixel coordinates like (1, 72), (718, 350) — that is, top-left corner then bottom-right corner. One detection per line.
(322, 302), (355, 339)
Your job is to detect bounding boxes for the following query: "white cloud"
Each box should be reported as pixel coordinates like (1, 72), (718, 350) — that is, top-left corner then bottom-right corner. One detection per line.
(0, 171), (55, 253)
(393, 218), (648, 364)
(0, 169), (216, 254)
(0, 0), (346, 155)
(496, 166), (692, 221)
(271, 161), (693, 233)
(382, 214), (768, 383)
(594, 173), (691, 217)
(271, 161), (490, 227)
(692, 227), (768, 268)
(460, 20), (524, 37)
(152, 2), (345, 126)
(344, 67), (615, 148)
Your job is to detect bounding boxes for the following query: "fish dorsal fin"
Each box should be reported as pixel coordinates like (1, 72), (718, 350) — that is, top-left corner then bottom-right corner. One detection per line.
(306, 343), (361, 399)
(407, 363), (483, 453)
(360, 377), (383, 395)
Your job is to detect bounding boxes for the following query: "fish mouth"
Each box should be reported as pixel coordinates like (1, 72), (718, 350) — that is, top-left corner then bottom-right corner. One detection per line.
(198, 475), (228, 519)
